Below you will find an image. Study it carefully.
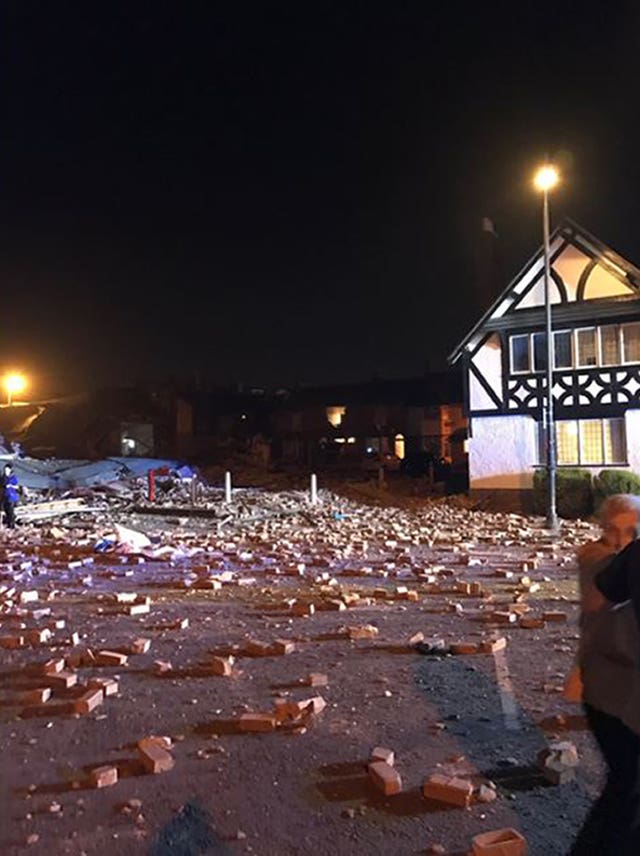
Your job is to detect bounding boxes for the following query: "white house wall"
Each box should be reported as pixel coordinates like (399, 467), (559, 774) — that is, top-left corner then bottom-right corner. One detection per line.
(624, 409), (640, 476)
(552, 244), (590, 300)
(583, 262), (633, 300)
(469, 414), (537, 489)
(469, 333), (502, 408)
(513, 274), (563, 310)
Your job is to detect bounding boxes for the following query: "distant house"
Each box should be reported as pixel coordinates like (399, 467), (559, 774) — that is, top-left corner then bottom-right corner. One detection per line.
(270, 374), (466, 473)
(449, 218), (640, 509)
(22, 388), (175, 459)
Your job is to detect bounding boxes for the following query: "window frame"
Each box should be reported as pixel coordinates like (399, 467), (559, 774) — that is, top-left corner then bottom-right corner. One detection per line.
(546, 417), (628, 466)
(622, 322), (640, 365)
(509, 334), (531, 374)
(510, 322), (640, 374)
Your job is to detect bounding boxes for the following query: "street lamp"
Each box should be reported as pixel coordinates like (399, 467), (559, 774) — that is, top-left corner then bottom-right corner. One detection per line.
(533, 163), (560, 530)
(3, 373), (27, 407)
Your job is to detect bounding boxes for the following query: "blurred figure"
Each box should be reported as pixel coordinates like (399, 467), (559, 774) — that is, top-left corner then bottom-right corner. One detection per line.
(0, 463), (19, 529)
(571, 494), (640, 855)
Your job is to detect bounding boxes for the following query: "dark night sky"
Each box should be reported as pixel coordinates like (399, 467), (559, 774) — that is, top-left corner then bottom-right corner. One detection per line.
(3, 2), (640, 398)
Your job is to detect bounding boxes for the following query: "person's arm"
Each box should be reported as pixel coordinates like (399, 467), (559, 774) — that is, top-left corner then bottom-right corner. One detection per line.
(592, 539), (639, 609)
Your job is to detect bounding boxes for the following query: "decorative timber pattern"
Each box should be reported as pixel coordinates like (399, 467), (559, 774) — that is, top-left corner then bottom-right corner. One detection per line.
(507, 365), (640, 415)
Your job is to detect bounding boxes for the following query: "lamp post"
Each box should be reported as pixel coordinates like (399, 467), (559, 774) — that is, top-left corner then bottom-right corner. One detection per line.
(533, 164), (560, 531)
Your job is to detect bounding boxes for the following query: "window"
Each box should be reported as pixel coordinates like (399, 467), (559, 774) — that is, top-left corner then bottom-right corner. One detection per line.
(576, 328), (597, 366)
(623, 323), (640, 363)
(510, 335), (529, 373)
(326, 406), (346, 427)
(553, 330), (572, 368)
(532, 333), (547, 372)
(556, 421), (579, 465)
(579, 420), (603, 465)
(510, 322), (640, 373)
(552, 418), (626, 465)
(599, 325), (621, 365)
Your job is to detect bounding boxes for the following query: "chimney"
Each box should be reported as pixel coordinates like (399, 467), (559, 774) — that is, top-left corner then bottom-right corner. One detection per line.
(474, 216), (504, 306)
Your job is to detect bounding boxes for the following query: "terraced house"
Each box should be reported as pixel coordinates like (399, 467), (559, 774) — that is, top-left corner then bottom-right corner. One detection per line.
(449, 218), (640, 509)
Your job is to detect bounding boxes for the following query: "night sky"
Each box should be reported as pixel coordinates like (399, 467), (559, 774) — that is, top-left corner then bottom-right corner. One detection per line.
(4, 2), (640, 399)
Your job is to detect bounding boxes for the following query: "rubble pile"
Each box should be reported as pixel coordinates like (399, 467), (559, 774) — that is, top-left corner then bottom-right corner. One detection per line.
(0, 480), (599, 854)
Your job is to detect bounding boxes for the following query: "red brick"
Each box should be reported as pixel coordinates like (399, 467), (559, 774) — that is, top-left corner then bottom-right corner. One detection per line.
(368, 761), (402, 795)
(66, 648), (95, 669)
(480, 637), (507, 654)
(74, 688), (104, 715)
(245, 640), (273, 657)
(423, 773), (473, 807)
(18, 687), (51, 705)
(270, 639), (295, 656)
(491, 612), (517, 625)
(126, 602), (150, 616)
(371, 746), (394, 766)
(210, 656), (233, 676)
(292, 602), (315, 617)
(542, 611), (567, 622)
(519, 617), (546, 629)
(45, 670), (77, 689)
(300, 696), (326, 715)
(137, 738), (175, 773)
(450, 642), (480, 655)
(306, 673), (328, 687)
(42, 658), (65, 674)
(471, 828), (526, 856)
(89, 765), (118, 788)
(28, 628), (52, 645)
(348, 625), (379, 640)
(88, 677), (119, 696)
(238, 713), (277, 732)
(130, 638), (151, 654)
(0, 635), (25, 649)
(96, 650), (128, 667)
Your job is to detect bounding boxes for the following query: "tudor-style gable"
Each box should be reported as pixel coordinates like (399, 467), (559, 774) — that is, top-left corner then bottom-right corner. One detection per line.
(449, 219), (640, 422)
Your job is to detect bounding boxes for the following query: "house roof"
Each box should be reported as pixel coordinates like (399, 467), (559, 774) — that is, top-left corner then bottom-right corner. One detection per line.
(447, 217), (640, 365)
(285, 373), (462, 408)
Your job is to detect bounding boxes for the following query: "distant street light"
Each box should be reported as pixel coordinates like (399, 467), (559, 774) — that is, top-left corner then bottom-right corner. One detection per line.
(3, 373), (28, 407)
(533, 163), (560, 530)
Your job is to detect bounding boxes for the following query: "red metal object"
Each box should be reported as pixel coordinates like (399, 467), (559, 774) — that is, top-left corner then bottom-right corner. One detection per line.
(148, 469), (156, 503)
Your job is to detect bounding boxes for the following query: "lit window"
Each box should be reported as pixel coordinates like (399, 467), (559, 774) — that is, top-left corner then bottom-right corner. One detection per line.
(603, 419), (626, 464)
(576, 328), (597, 366)
(510, 335), (530, 372)
(553, 331), (572, 368)
(556, 421), (579, 465)
(552, 418), (626, 465)
(599, 325), (621, 365)
(623, 323), (640, 363)
(326, 406), (346, 427)
(579, 419), (603, 465)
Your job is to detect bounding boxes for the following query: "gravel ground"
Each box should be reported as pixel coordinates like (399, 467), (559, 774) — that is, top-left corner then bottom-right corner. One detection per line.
(0, 492), (604, 856)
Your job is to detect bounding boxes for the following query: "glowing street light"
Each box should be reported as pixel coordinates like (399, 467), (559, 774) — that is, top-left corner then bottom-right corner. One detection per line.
(534, 163), (560, 531)
(3, 373), (28, 407)
(533, 164), (560, 192)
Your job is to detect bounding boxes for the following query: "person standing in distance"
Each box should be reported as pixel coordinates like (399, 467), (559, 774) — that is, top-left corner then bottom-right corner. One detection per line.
(1, 463), (19, 529)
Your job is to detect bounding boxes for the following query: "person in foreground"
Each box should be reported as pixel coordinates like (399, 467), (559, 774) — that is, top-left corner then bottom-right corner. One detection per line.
(572, 494), (640, 854)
